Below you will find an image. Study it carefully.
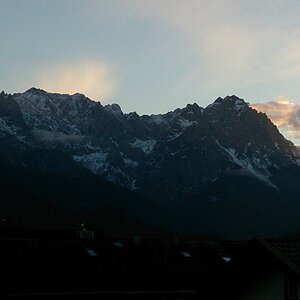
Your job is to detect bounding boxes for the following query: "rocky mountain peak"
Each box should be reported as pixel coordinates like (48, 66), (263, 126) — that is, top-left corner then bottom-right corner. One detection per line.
(0, 89), (299, 198)
(24, 87), (48, 96)
(206, 95), (248, 112)
(181, 103), (204, 116)
(224, 94), (246, 102)
(104, 104), (123, 117)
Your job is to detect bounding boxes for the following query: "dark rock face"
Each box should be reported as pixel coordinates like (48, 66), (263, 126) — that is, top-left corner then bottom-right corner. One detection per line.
(1, 88), (300, 238)
(1, 88), (299, 194)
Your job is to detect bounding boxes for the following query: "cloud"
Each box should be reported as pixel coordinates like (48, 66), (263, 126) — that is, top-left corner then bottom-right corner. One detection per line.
(117, 1), (260, 72)
(109, 0), (300, 90)
(252, 96), (300, 144)
(30, 60), (116, 101)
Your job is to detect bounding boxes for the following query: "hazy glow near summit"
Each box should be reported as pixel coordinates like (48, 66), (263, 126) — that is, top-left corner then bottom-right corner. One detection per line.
(1, 0), (300, 143)
(32, 61), (115, 101)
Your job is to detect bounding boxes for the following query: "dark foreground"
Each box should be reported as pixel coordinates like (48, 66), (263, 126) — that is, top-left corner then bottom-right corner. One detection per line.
(0, 229), (236, 299)
(3, 229), (300, 300)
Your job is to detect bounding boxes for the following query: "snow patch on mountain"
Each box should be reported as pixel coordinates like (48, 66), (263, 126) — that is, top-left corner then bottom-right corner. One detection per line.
(85, 142), (102, 151)
(0, 117), (18, 135)
(233, 99), (247, 113)
(216, 141), (279, 191)
(147, 115), (168, 125)
(73, 151), (108, 174)
(130, 138), (156, 155)
(234, 99), (246, 107)
(123, 157), (139, 168)
(178, 118), (198, 128)
(167, 132), (183, 141)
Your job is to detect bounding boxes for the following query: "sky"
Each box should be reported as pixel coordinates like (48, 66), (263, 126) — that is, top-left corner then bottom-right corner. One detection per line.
(1, 0), (300, 143)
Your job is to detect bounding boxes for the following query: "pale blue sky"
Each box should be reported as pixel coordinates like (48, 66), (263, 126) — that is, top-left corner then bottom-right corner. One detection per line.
(1, 0), (300, 142)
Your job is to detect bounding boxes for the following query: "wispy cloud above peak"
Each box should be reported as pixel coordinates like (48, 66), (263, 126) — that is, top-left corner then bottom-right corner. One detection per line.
(29, 60), (116, 101)
(114, 0), (300, 91)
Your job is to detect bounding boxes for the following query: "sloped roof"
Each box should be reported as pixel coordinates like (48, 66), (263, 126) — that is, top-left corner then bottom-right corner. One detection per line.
(204, 238), (300, 299)
(0, 235), (225, 297)
(267, 239), (300, 268)
(256, 238), (300, 276)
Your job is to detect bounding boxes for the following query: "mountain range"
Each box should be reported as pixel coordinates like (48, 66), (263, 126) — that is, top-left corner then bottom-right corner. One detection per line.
(1, 88), (300, 239)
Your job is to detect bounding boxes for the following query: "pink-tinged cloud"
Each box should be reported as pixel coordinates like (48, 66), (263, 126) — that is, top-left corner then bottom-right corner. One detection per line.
(31, 60), (116, 101)
(251, 97), (300, 144)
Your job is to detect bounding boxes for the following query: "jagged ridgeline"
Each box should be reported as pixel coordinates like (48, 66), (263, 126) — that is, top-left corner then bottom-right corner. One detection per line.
(0, 88), (300, 239)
